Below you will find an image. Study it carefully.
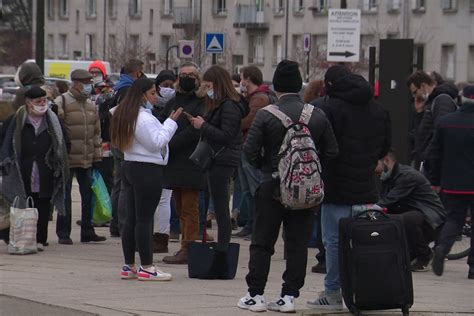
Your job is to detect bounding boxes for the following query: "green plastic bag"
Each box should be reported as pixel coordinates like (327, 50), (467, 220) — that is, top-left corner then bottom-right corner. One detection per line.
(91, 169), (112, 225)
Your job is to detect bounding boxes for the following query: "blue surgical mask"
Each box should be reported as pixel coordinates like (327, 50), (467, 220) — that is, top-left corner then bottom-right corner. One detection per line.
(207, 89), (215, 99)
(143, 100), (153, 110)
(81, 84), (93, 96)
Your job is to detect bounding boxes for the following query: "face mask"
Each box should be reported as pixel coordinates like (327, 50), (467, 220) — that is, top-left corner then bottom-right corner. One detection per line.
(179, 77), (196, 92)
(379, 163), (391, 181)
(143, 100), (153, 110)
(92, 75), (104, 85)
(81, 84), (93, 96)
(422, 92), (429, 101)
(207, 89), (215, 99)
(240, 83), (247, 93)
(159, 87), (176, 102)
(32, 104), (48, 115)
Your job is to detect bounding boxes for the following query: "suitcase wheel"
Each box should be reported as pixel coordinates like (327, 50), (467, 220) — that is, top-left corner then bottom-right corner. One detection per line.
(402, 305), (410, 316)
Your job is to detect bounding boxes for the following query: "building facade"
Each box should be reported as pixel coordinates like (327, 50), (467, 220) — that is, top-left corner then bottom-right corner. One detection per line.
(38, 0), (474, 83)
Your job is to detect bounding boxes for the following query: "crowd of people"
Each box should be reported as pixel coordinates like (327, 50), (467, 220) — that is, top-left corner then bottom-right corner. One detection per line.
(0, 57), (472, 313)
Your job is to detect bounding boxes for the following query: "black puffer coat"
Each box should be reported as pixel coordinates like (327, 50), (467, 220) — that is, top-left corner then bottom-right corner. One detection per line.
(157, 90), (206, 189)
(378, 163), (446, 230)
(201, 98), (247, 168)
(244, 94), (339, 180)
(414, 83), (458, 163)
(320, 74), (391, 204)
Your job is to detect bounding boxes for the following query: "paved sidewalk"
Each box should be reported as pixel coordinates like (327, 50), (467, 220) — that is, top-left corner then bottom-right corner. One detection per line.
(0, 186), (473, 316)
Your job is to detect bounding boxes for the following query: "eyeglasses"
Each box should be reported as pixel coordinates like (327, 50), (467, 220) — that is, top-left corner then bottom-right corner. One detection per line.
(179, 73), (197, 79)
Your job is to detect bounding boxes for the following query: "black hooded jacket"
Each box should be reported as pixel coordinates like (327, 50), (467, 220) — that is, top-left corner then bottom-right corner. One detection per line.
(414, 83), (458, 163)
(320, 74), (391, 204)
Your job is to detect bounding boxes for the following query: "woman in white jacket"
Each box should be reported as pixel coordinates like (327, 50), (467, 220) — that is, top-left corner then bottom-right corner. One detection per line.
(111, 78), (182, 281)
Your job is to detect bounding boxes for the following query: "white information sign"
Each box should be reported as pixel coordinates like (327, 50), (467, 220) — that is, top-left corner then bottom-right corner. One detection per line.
(327, 9), (361, 62)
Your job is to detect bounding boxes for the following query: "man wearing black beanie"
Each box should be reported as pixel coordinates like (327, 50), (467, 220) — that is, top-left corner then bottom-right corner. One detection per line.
(238, 60), (339, 312)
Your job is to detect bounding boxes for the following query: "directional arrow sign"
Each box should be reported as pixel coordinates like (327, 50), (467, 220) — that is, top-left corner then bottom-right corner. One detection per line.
(327, 9), (360, 62)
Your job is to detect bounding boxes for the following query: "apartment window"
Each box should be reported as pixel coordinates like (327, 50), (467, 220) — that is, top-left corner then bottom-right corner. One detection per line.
(85, 34), (96, 59)
(468, 46), (474, 82)
(314, 35), (327, 59)
(311, 0), (330, 13)
(148, 9), (154, 34)
(413, 44), (425, 68)
(273, 35), (283, 65)
(213, 0), (227, 15)
(162, 0), (173, 16)
(249, 35), (264, 64)
(130, 34), (140, 49)
(291, 34), (302, 59)
(47, 34), (55, 58)
(293, 0), (305, 14)
(388, 0), (401, 12)
(360, 35), (374, 63)
(232, 55), (244, 74)
(441, 45), (455, 80)
(73, 51), (82, 60)
(47, 0), (55, 19)
(75, 10), (79, 33)
(160, 35), (171, 56)
(129, 0), (142, 17)
(59, 0), (69, 18)
(108, 0), (117, 18)
(273, 0), (284, 14)
(441, 0), (456, 12)
(360, 0), (378, 12)
(471, 0), (474, 11)
(58, 34), (68, 58)
(86, 0), (97, 18)
(412, 0), (426, 12)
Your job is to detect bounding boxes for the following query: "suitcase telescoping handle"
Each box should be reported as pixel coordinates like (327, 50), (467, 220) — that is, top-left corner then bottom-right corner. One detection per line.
(356, 209), (389, 221)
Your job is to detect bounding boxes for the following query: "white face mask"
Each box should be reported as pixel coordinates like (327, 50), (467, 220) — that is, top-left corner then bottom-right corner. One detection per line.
(159, 87), (176, 102)
(92, 75), (104, 85)
(32, 104), (48, 115)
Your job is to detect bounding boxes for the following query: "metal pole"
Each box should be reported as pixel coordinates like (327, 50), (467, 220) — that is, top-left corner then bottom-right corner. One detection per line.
(166, 45), (178, 70)
(212, 53), (217, 65)
(198, 0), (202, 67)
(36, 0), (45, 73)
(284, 0), (289, 59)
(103, 0), (107, 59)
(306, 52), (310, 82)
(368, 46), (376, 86)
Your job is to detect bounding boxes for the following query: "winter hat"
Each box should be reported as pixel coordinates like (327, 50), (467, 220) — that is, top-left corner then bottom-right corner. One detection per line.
(155, 70), (176, 86)
(324, 65), (351, 88)
(24, 86), (46, 99)
(71, 69), (93, 81)
(272, 60), (302, 93)
(14, 62), (45, 88)
(88, 60), (108, 79)
(461, 85), (474, 105)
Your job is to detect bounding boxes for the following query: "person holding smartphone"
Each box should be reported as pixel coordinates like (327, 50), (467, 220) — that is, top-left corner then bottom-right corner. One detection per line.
(111, 78), (181, 281)
(188, 65), (248, 277)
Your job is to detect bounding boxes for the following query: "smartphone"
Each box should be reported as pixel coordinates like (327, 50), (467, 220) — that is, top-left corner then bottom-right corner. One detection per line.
(182, 111), (194, 118)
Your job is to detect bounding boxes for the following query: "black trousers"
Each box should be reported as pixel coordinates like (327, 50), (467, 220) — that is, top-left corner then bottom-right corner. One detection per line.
(207, 165), (235, 252)
(121, 161), (163, 266)
(246, 180), (314, 298)
(31, 193), (51, 245)
(111, 157), (123, 235)
(398, 210), (434, 260)
(438, 195), (474, 266)
(314, 208), (325, 263)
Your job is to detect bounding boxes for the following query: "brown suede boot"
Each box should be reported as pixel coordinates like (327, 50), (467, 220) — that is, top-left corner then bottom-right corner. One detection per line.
(162, 249), (188, 264)
(153, 233), (169, 253)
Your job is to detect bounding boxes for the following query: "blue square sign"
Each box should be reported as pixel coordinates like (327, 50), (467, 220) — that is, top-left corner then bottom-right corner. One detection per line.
(205, 33), (224, 53)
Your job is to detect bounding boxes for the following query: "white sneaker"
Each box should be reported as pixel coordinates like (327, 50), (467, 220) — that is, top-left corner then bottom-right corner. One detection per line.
(268, 295), (295, 313)
(138, 266), (172, 281)
(237, 292), (267, 312)
(307, 291), (343, 310)
(37, 243), (44, 252)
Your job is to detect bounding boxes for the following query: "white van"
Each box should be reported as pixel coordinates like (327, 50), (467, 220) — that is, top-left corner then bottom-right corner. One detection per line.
(25, 59), (112, 80)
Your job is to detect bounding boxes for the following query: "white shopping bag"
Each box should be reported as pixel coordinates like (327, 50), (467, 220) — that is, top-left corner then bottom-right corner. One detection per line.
(8, 197), (38, 255)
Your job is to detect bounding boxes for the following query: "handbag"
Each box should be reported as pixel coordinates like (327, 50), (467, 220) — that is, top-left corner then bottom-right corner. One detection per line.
(187, 227), (240, 280)
(189, 139), (225, 171)
(8, 196), (38, 255)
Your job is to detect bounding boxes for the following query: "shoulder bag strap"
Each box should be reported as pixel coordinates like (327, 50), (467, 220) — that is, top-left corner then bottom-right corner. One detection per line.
(299, 103), (314, 125)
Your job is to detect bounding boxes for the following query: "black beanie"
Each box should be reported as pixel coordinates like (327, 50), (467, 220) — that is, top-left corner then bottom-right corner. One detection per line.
(272, 60), (302, 93)
(155, 70), (176, 86)
(324, 65), (351, 87)
(24, 86), (46, 99)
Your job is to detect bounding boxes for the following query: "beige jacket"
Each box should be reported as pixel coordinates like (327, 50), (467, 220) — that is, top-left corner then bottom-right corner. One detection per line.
(55, 88), (102, 168)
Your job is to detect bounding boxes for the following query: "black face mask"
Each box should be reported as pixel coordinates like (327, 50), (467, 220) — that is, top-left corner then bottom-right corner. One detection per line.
(179, 77), (196, 92)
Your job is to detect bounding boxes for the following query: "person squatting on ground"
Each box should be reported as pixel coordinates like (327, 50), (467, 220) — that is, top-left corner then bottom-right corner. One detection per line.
(376, 150), (446, 272)
(1, 86), (69, 251)
(160, 62), (207, 263)
(187, 65), (247, 276)
(307, 65), (391, 310)
(54, 69), (105, 245)
(111, 78), (181, 281)
(238, 60), (339, 313)
(428, 85), (474, 280)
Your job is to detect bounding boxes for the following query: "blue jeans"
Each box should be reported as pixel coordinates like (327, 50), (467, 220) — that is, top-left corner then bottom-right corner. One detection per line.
(321, 203), (352, 294)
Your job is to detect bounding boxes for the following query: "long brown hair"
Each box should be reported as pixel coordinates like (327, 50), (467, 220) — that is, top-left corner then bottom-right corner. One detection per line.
(110, 78), (154, 151)
(202, 65), (240, 112)
(303, 79), (325, 103)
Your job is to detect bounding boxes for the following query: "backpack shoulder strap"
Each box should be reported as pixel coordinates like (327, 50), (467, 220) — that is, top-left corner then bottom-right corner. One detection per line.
(262, 104), (293, 128)
(299, 103), (314, 125)
(431, 93), (457, 112)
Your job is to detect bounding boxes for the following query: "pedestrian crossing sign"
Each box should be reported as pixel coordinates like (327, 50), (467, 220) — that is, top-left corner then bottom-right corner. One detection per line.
(205, 33), (224, 53)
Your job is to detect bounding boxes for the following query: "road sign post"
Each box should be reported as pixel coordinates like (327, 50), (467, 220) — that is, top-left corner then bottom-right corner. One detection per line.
(303, 34), (311, 82)
(327, 9), (361, 62)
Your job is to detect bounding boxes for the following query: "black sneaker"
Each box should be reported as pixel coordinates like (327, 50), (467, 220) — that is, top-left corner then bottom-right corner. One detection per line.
(468, 267), (474, 280)
(432, 247), (446, 276)
(81, 233), (107, 243)
(58, 237), (73, 245)
(233, 227), (251, 238)
(411, 252), (433, 272)
(311, 262), (327, 274)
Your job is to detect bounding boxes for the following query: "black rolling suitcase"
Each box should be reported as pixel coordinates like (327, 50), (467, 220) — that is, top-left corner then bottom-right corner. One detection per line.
(339, 209), (413, 316)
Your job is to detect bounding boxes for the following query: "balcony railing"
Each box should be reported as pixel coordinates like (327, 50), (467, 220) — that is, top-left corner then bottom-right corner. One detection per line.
(172, 7), (200, 28)
(234, 5), (268, 30)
